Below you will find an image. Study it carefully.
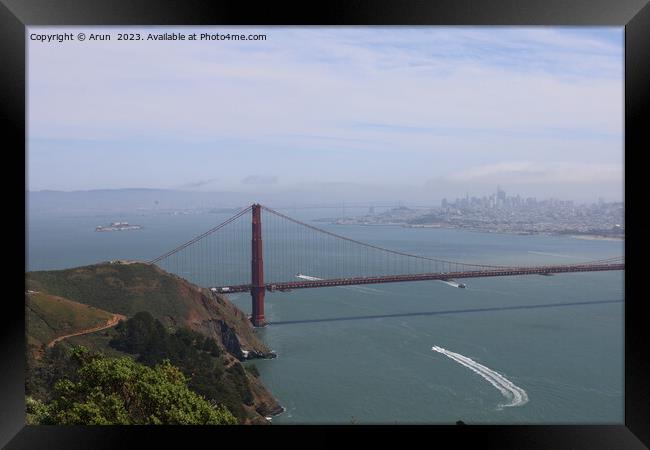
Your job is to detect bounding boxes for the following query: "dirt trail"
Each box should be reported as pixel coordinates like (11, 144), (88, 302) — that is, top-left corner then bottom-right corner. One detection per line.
(47, 313), (127, 348)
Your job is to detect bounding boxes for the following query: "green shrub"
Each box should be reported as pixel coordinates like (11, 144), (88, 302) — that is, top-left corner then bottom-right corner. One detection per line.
(31, 347), (236, 425)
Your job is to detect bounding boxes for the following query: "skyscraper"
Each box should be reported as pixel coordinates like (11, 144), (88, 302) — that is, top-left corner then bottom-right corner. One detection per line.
(497, 185), (506, 207)
(497, 185), (506, 201)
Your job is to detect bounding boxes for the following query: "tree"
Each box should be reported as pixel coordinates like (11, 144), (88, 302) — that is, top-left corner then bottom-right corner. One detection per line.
(26, 343), (82, 402)
(110, 311), (167, 356)
(202, 336), (222, 357)
(107, 312), (253, 421)
(29, 346), (237, 425)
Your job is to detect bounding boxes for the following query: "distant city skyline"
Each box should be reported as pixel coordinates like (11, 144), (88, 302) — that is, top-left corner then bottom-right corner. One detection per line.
(439, 185), (623, 207)
(28, 26), (624, 203)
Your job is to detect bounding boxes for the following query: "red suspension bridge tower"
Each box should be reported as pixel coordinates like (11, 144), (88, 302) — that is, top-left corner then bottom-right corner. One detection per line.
(251, 204), (266, 327)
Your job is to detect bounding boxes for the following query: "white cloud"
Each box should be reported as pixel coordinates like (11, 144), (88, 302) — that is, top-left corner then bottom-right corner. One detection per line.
(27, 27), (623, 143)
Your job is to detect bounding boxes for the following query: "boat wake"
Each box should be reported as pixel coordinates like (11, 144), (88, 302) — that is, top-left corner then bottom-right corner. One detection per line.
(439, 280), (466, 289)
(296, 273), (322, 281)
(296, 273), (383, 294)
(431, 345), (528, 409)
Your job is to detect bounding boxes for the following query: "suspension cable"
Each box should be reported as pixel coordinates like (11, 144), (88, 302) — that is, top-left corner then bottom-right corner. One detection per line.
(262, 205), (520, 269)
(149, 206), (252, 264)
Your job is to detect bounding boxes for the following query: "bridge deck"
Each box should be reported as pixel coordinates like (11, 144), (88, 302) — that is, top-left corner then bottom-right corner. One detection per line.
(210, 263), (624, 293)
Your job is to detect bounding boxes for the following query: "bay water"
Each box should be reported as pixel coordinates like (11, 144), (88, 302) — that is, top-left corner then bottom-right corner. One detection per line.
(27, 207), (624, 424)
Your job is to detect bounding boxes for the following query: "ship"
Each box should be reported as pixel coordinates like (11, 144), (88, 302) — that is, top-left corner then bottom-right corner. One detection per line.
(95, 221), (143, 232)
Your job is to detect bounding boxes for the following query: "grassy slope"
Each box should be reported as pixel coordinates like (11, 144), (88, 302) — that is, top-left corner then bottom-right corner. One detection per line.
(26, 263), (188, 321)
(65, 327), (132, 358)
(26, 292), (117, 351)
(26, 262), (272, 356)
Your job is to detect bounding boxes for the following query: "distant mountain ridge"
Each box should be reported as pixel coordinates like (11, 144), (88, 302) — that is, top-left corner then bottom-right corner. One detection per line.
(27, 188), (251, 213)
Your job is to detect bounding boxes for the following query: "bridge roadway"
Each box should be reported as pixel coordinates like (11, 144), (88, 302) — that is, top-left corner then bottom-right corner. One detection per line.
(210, 262), (625, 293)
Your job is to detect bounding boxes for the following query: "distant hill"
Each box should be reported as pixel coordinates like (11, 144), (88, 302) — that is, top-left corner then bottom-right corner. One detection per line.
(25, 261), (282, 424)
(27, 188), (253, 214)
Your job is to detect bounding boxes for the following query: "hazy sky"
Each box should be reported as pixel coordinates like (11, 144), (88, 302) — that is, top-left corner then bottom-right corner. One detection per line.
(27, 27), (624, 203)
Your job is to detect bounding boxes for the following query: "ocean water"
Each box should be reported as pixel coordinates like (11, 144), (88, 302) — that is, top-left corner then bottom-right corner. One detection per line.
(27, 207), (624, 424)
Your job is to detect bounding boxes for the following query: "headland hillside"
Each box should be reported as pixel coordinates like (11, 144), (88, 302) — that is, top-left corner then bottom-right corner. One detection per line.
(25, 261), (283, 425)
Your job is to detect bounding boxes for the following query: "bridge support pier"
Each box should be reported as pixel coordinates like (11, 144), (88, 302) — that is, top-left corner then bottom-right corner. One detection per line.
(251, 204), (266, 327)
(251, 286), (266, 327)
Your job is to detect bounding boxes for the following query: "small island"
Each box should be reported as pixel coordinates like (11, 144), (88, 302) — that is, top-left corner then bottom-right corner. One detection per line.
(95, 222), (143, 232)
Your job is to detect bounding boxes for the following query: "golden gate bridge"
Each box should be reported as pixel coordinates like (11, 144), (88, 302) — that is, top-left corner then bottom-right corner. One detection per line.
(149, 204), (624, 327)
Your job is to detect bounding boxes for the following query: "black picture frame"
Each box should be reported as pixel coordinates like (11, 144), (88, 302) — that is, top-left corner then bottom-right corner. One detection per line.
(3, 0), (648, 448)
